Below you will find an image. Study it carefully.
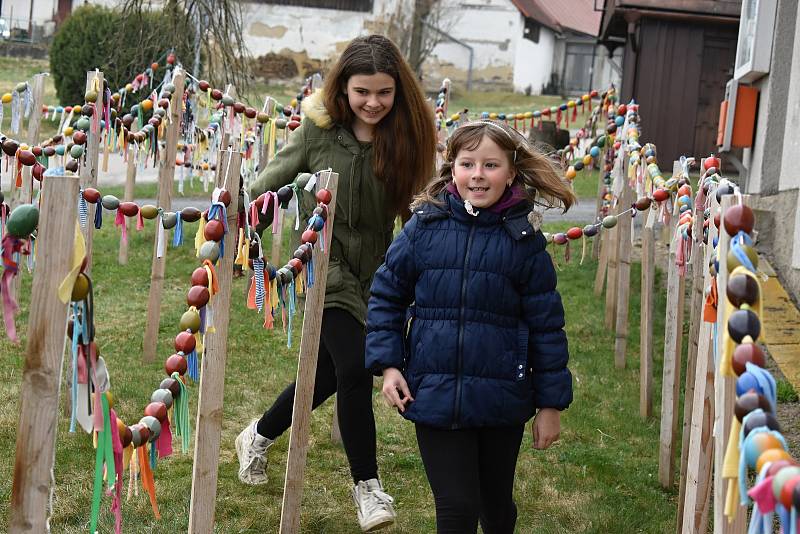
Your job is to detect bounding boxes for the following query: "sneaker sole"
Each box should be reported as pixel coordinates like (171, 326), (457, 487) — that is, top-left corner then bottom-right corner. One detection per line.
(362, 516), (395, 532)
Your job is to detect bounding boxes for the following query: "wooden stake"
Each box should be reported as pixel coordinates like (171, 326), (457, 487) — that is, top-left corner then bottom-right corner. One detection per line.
(658, 201), (685, 488)
(604, 205), (620, 329)
(594, 230), (609, 296)
(187, 150), (242, 533)
(12, 73), (46, 208)
(714, 194), (748, 534)
(271, 210), (285, 267)
(118, 144), (137, 265)
(9, 174), (79, 533)
(677, 179), (707, 530)
(279, 172), (339, 534)
(681, 190), (719, 534)
(80, 70), (104, 275)
(142, 67), (185, 362)
(614, 183), (633, 369)
(640, 224), (655, 418)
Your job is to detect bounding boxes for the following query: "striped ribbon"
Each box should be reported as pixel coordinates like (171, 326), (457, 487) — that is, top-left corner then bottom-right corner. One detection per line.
(254, 258), (265, 313)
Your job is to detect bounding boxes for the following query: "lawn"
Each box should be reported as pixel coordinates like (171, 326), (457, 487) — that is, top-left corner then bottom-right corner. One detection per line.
(0, 213), (678, 532)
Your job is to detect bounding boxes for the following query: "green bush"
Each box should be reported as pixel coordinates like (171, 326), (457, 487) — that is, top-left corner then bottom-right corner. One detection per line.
(50, 4), (193, 106)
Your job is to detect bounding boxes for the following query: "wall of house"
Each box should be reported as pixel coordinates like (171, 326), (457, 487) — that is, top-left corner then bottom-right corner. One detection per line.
(512, 26), (556, 93)
(742, 0), (800, 297)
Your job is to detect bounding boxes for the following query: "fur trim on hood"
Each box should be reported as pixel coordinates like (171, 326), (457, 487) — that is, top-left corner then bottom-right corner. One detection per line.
(301, 90), (334, 130)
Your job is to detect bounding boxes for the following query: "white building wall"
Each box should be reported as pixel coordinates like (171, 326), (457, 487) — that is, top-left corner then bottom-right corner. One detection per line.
(512, 27), (555, 93)
(742, 76), (770, 194)
(779, 14), (800, 192)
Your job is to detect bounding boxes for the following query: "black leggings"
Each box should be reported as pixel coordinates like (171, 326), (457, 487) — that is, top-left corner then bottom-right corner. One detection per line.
(256, 307), (377, 483)
(415, 423), (525, 534)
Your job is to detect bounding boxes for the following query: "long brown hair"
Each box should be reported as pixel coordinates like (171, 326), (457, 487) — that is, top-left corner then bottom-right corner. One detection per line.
(323, 34), (436, 217)
(412, 120), (576, 213)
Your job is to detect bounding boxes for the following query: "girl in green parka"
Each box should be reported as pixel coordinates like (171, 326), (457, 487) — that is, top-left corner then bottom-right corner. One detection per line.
(235, 34), (437, 532)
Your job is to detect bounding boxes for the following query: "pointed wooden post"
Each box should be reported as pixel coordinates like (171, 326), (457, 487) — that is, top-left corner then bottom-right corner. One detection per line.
(659, 194), (685, 488)
(279, 172), (339, 534)
(187, 150), (242, 533)
(681, 185), (719, 534)
(118, 144), (137, 264)
(640, 222), (655, 418)
(9, 173), (79, 533)
(12, 73), (46, 208)
(80, 70), (104, 274)
(614, 180), (633, 369)
(142, 67), (185, 362)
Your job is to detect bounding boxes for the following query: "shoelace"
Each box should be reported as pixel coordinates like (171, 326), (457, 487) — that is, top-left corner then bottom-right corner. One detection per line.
(364, 488), (394, 516)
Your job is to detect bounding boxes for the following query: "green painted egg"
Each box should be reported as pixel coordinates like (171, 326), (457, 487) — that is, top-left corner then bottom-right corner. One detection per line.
(6, 204), (39, 238)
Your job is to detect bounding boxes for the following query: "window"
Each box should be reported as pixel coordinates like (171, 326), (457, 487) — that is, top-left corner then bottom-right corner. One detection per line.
(734, 0), (777, 82)
(563, 42), (594, 93)
(524, 18), (540, 44)
(255, 0), (373, 12)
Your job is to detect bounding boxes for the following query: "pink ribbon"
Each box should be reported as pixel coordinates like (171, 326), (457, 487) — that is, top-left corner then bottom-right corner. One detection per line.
(1, 235), (24, 343)
(109, 409), (123, 534)
(136, 210), (144, 231)
(114, 208), (127, 245)
(156, 417), (173, 458)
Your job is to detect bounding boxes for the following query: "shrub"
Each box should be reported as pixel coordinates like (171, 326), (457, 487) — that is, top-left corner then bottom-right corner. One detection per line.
(50, 4), (193, 106)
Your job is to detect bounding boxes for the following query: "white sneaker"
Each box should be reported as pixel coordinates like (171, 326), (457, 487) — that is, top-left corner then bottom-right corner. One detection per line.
(235, 419), (273, 485)
(352, 478), (396, 532)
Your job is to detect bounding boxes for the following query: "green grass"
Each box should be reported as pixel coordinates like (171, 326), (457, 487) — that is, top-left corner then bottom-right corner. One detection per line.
(777, 379), (799, 403)
(448, 89), (571, 117)
(0, 216), (680, 532)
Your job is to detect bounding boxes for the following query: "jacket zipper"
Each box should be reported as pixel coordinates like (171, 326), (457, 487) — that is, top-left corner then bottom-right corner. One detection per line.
(453, 223), (476, 429)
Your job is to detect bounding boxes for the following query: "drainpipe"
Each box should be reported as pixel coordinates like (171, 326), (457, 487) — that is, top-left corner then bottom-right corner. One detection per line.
(422, 21), (473, 91)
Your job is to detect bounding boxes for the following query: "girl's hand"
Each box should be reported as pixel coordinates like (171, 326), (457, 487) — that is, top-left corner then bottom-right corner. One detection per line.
(381, 368), (414, 413)
(532, 408), (561, 450)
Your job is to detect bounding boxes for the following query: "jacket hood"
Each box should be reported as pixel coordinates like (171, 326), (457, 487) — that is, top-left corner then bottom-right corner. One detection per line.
(301, 90), (334, 130)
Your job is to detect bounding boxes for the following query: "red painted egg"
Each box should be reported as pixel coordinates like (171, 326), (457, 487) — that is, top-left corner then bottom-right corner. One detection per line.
(302, 229), (317, 244)
(191, 267), (209, 287)
(32, 163), (45, 182)
(316, 189), (332, 204)
(287, 120), (301, 131)
(145, 401), (168, 422)
(175, 331), (196, 353)
(704, 156), (721, 170)
(652, 189), (670, 202)
(289, 257), (303, 274)
(198, 80), (210, 92)
(187, 285), (210, 308)
(210, 89), (223, 101)
(233, 102), (245, 114)
(732, 343), (766, 376)
(83, 188), (101, 203)
(218, 190), (231, 207)
(118, 202), (139, 217)
(18, 150), (36, 166)
(72, 130), (87, 145)
(204, 219), (224, 241)
(566, 227), (583, 240)
(245, 107), (257, 119)
(32, 146), (42, 157)
(635, 197), (652, 211)
(165, 353), (188, 376)
(723, 204), (755, 236)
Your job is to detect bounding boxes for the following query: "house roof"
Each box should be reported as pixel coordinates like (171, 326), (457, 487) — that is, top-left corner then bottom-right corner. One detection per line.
(511, 0), (602, 36)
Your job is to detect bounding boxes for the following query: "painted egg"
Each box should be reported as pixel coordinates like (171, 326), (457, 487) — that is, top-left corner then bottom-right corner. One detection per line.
(723, 204), (755, 236)
(180, 309), (201, 333)
(140, 415), (161, 441)
(635, 197), (651, 211)
(140, 205), (158, 219)
(161, 211), (178, 229)
(151, 388), (174, 410)
(118, 419), (133, 448)
(32, 163), (45, 182)
(726, 274), (759, 308)
(6, 204), (39, 237)
(71, 272), (90, 301)
(18, 150), (36, 166)
(302, 229), (318, 244)
(744, 430), (783, 468)
(727, 309), (761, 343)
(735, 391), (774, 422)
(203, 219), (225, 241)
(744, 411), (780, 437)
(198, 241), (220, 263)
(773, 467), (800, 501)
(160, 378), (181, 397)
(757, 448), (791, 474)
(553, 233), (568, 245)
(118, 202), (139, 217)
(218, 190), (232, 207)
(652, 189), (670, 202)
(187, 285), (210, 308)
(181, 207), (201, 222)
(191, 267), (209, 287)
(165, 353), (188, 376)
(732, 343), (766, 376)
(566, 227), (583, 240)
(726, 245), (759, 272)
(175, 331), (197, 354)
(583, 224), (599, 237)
(602, 215), (618, 229)
(101, 195), (120, 210)
(65, 159), (79, 173)
(130, 424), (148, 448)
(145, 401), (168, 422)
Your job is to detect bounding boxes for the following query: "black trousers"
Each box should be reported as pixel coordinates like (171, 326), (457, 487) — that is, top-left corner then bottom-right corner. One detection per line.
(415, 423), (525, 534)
(256, 308), (378, 483)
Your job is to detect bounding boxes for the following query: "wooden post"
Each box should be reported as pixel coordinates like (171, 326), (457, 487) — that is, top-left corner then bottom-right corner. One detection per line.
(187, 150), (242, 533)
(594, 230), (609, 296)
(614, 183), (633, 369)
(80, 70), (104, 274)
(681, 189), (719, 534)
(12, 73), (46, 207)
(677, 177), (707, 530)
(118, 144), (137, 265)
(714, 194), (749, 534)
(640, 223), (655, 418)
(604, 157), (623, 329)
(142, 67), (185, 362)
(658, 199), (685, 488)
(271, 210), (285, 267)
(279, 172), (339, 534)
(9, 174), (79, 533)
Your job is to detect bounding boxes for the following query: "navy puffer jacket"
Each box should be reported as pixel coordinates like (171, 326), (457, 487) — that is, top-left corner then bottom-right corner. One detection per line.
(366, 192), (572, 429)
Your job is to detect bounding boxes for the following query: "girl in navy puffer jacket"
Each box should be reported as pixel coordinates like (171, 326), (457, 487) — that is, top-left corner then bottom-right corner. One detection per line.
(366, 120), (576, 533)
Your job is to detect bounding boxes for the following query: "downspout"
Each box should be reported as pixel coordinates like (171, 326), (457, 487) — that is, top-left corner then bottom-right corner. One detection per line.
(422, 21), (474, 90)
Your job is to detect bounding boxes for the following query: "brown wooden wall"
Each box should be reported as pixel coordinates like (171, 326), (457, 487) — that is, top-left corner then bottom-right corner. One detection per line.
(620, 18), (737, 165)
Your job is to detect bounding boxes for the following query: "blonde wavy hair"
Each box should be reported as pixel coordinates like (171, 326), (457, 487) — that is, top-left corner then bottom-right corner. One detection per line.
(412, 120), (576, 213)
